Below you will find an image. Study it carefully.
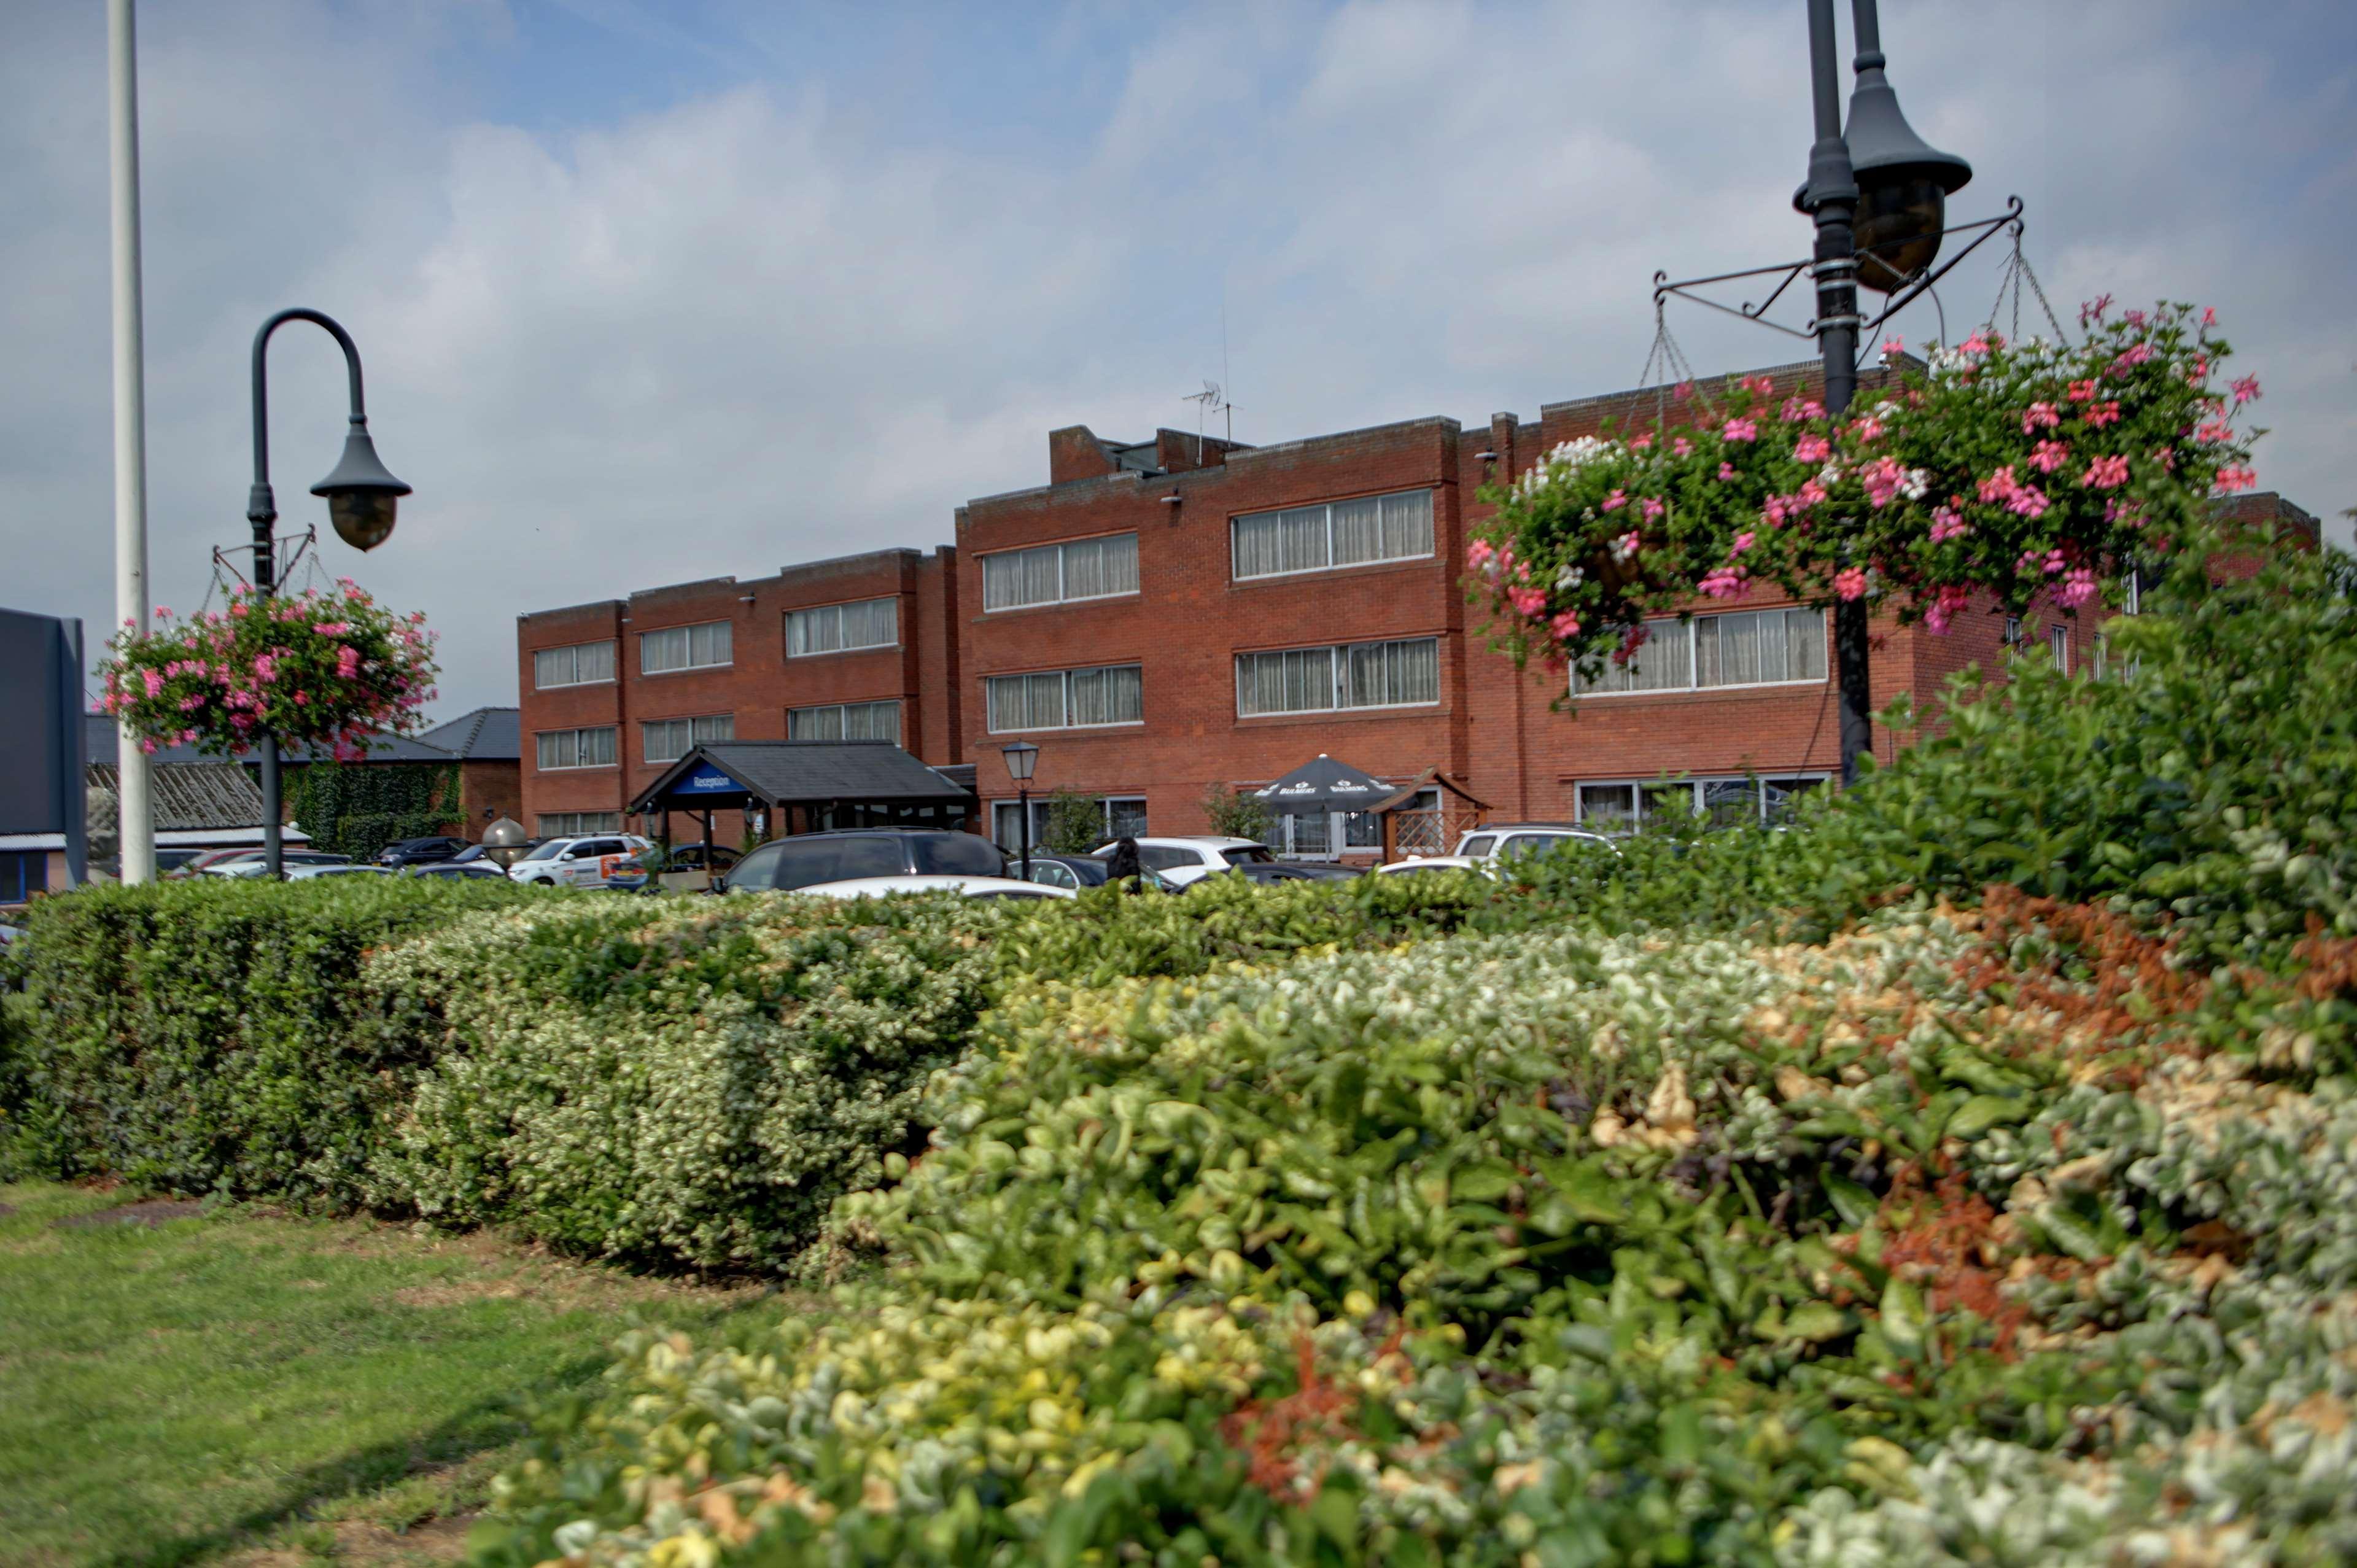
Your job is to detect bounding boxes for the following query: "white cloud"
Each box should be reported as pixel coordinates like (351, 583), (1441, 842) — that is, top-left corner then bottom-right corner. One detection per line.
(2, 0), (2349, 720)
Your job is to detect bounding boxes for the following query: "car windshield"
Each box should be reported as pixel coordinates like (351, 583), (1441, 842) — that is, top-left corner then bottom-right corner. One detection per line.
(1221, 845), (1276, 865)
(519, 840), (567, 863)
(910, 834), (1006, 877)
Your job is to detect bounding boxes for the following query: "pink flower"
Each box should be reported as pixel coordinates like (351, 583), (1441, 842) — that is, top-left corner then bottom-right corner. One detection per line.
(1928, 506), (1970, 543)
(2105, 498), (2148, 529)
(336, 646), (362, 678)
(1959, 332), (1991, 358)
(1674, 381), (1694, 398)
(1699, 565), (1750, 600)
(2067, 379), (2099, 403)
(1609, 531), (1642, 562)
(1741, 375), (1776, 397)
(1860, 455), (1911, 508)
(1922, 585), (1971, 635)
(2110, 342), (2154, 373)
(2201, 306), (2217, 328)
(1978, 465), (2023, 505)
(1849, 414), (1885, 444)
(142, 669), (163, 697)
(1793, 434), (1831, 464)
(2196, 419), (2234, 446)
(140, 738), (159, 755)
(1672, 437), (1692, 458)
(1722, 417), (1757, 443)
(293, 691), (309, 706)
(1629, 433), (1653, 451)
(2122, 309), (2148, 328)
(2055, 568), (2099, 610)
(1466, 538), (1496, 569)
(2212, 465), (2259, 495)
(1730, 530), (1756, 555)
(1779, 395), (1825, 423)
(2231, 375), (2262, 407)
(1549, 610), (1582, 642)
(1881, 336), (1905, 357)
(2083, 401), (2121, 429)
(1834, 568), (1868, 601)
(1640, 497), (1665, 523)
(2079, 293), (2113, 327)
(2029, 440), (2072, 475)
(1507, 586), (1547, 616)
(153, 605), (172, 619)
(2021, 402), (2061, 434)
(1718, 462), (1738, 481)
(1602, 489), (1629, 512)
(2080, 453), (2130, 489)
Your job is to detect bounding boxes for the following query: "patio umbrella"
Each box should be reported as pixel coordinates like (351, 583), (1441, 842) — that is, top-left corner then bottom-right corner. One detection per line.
(1253, 753), (1391, 812)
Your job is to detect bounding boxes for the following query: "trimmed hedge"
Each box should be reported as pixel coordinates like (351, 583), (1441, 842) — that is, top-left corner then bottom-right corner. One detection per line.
(6, 876), (531, 1201)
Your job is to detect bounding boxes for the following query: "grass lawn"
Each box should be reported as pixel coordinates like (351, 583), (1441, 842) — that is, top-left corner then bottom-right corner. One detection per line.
(0, 1181), (783, 1568)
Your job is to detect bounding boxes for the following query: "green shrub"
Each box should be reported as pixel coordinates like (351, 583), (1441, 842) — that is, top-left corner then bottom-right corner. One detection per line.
(1200, 782), (1273, 842)
(362, 896), (998, 1271)
(9, 877), (530, 1201)
(1040, 790), (1107, 856)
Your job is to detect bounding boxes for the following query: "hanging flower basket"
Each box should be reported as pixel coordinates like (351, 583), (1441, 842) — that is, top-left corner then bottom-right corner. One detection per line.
(1470, 301), (2262, 688)
(98, 580), (440, 760)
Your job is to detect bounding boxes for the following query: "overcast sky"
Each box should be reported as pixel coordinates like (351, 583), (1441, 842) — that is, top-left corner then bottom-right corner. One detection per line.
(6, 0), (2352, 720)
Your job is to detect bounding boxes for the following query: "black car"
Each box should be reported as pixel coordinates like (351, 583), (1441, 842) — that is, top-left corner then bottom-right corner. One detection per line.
(409, 860), (513, 881)
(376, 836), (469, 869)
(1024, 854), (1178, 893)
(1195, 861), (1364, 887)
(653, 844), (741, 872)
(718, 829), (1007, 894)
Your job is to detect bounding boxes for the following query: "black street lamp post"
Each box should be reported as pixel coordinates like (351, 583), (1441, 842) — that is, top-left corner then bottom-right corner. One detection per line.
(1001, 739), (1039, 881)
(247, 308), (411, 878)
(1796, 0), (1971, 783)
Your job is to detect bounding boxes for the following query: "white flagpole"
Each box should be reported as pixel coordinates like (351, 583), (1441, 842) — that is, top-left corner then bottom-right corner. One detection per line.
(108, 0), (155, 883)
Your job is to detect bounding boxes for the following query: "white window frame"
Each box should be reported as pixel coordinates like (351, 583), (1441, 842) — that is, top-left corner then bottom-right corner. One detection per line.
(785, 597), (900, 658)
(786, 700), (903, 743)
(1574, 774), (1830, 831)
(532, 640), (616, 689)
(980, 534), (1141, 613)
(639, 620), (733, 675)
(640, 713), (736, 764)
(537, 812), (624, 837)
(1233, 636), (1442, 718)
(535, 726), (618, 772)
(984, 664), (1144, 734)
(1230, 489), (1436, 583)
(992, 794), (1147, 852)
(1571, 607), (1829, 698)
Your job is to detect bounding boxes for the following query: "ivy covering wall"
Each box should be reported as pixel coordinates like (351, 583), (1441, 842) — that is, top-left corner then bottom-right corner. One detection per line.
(284, 761), (460, 861)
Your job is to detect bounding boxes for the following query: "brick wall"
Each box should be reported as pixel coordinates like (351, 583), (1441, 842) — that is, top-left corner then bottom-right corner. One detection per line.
(516, 373), (2313, 854)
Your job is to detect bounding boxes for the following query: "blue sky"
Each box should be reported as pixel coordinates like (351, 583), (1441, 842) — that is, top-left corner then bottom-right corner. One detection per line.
(4, 0), (2352, 717)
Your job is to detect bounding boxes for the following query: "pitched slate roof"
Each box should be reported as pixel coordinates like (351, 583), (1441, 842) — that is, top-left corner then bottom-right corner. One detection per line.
(631, 742), (976, 811)
(86, 761), (272, 833)
(416, 707), (521, 761)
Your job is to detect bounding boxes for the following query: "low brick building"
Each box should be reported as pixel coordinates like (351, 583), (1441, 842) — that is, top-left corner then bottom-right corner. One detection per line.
(516, 369), (2317, 858)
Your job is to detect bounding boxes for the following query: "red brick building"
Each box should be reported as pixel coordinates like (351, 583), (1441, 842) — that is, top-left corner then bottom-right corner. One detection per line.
(517, 371), (2318, 857)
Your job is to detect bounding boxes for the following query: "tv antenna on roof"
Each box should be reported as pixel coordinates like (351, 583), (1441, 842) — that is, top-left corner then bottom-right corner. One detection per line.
(1184, 379), (1231, 463)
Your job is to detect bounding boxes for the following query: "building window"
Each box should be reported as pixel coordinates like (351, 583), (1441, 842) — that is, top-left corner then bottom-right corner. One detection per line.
(1572, 607), (1827, 696)
(533, 639), (615, 689)
(787, 700), (901, 743)
(985, 664), (1144, 733)
(0, 849), (49, 904)
(1577, 775), (1827, 831)
(537, 811), (623, 837)
(640, 621), (732, 675)
(2048, 624), (2070, 673)
(992, 794), (1147, 852)
(1231, 489), (1434, 581)
(981, 534), (1140, 612)
(642, 713), (735, 764)
(786, 597), (899, 657)
(535, 726), (618, 770)
(1235, 636), (1440, 717)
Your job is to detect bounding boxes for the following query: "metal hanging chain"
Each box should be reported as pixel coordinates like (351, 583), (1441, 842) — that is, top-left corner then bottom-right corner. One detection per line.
(1638, 298), (1710, 426)
(1984, 223), (2068, 346)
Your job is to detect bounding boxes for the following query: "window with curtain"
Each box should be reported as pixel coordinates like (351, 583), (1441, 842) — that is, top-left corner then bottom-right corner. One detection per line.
(1235, 637), (1439, 716)
(535, 726), (618, 770)
(980, 534), (1138, 611)
(537, 812), (623, 836)
(984, 665), (1143, 732)
(533, 640), (615, 689)
(1577, 774), (1829, 831)
(787, 701), (901, 742)
(786, 597), (898, 657)
(1574, 608), (1825, 695)
(640, 621), (732, 674)
(642, 713), (734, 763)
(1230, 489), (1434, 581)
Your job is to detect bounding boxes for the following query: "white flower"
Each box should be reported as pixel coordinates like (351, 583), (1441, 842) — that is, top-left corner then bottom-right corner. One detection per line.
(1555, 564), (1585, 589)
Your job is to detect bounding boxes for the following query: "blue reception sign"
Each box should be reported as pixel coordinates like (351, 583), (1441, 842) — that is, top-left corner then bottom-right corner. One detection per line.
(675, 764), (745, 796)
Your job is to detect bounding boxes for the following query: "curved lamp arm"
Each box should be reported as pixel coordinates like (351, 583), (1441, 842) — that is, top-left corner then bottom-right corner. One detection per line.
(247, 306), (370, 531)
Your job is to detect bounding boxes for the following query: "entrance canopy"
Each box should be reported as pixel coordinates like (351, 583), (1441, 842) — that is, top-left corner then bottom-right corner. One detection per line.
(629, 741), (974, 833)
(1253, 753), (1389, 812)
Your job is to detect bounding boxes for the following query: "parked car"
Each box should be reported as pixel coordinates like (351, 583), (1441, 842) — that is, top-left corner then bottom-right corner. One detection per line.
(1377, 823), (1618, 876)
(409, 860), (513, 882)
(718, 829), (1008, 895)
(654, 844), (740, 872)
(376, 836), (468, 869)
(1211, 861), (1364, 886)
(1092, 836), (1276, 889)
(799, 875), (1075, 902)
(507, 834), (656, 888)
(203, 850), (354, 878)
(171, 846), (274, 879)
(1022, 853), (1175, 893)
(287, 863), (390, 880)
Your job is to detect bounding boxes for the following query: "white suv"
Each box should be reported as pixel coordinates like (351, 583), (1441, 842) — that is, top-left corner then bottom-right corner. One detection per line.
(508, 834), (655, 888)
(1092, 836), (1277, 889)
(1377, 824), (1617, 875)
